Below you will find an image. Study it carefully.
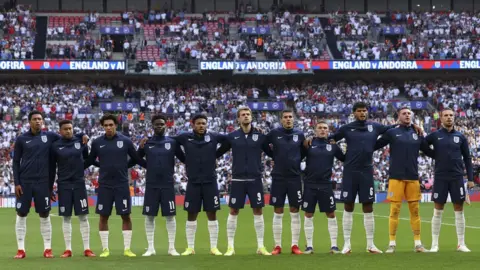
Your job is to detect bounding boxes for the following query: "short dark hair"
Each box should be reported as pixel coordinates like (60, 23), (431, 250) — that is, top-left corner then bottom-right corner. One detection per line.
(59, 120), (73, 128)
(352, 102), (368, 112)
(192, 114), (207, 123)
(100, 114), (118, 125)
(151, 114), (167, 124)
(441, 107), (454, 116)
(28, 110), (43, 121)
(397, 106), (411, 113)
(281, 109), (294, 118)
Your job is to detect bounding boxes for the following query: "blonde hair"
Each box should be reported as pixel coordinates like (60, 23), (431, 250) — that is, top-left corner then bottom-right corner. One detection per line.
(237, 106), (252, 118)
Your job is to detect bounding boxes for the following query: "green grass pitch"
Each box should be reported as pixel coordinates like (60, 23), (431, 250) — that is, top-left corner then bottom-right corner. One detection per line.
(1, 203), (480, 269)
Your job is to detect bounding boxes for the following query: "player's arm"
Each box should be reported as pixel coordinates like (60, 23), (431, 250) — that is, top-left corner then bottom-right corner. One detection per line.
(376, 122), (398, 135)
(419, 137), (435, 158)
(85, 140), (98, 168)
(174, 141), (186, 163)
(216, 135), (231, 158)
(425, 133), (435, 147)
(460, 135), (474, 182)
(48, 144), (58, 192)
(374, 130), (391, 151)
(127, 139), (146, 168)
(334, 144), (346, 162)
(12, 139), (23, 187)
(300, 133), (308, 160)
(261, 134), (273, 157)
(328, 125), (345, 142)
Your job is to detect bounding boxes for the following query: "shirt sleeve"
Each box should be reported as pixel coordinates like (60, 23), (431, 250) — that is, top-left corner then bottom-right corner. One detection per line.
(85, 140), (98, 168)
(328, 125), (345, 142)
(419, 137), (435, 158)
(49, 144), (57, 191)
(174, 141), (186, 163)
(216, 136), (231, 158)
(127, 139), (146, 168)
(334, 144), (346, 162)
(374, 130), (391, 151)
(377, 123), (397, 135)
(12, 139), (23, 186)
(460, 135), (474, 182)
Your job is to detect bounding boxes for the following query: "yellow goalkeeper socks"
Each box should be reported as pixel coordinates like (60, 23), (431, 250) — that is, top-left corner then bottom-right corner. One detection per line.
(389, 202), (401, 242)
(408, 201), (421, 241)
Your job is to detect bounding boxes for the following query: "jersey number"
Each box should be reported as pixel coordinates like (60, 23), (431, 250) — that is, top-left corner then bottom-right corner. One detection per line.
(169, 201), (175, 210)
(80, 199), (87, 208)
(369, 187), (374, 196)
(257, 192), (262, 202)
(297, 191), (302, 199)
(123, 199), (128, 208)
(330, 196), (334, 205)
(214, 196), (219, 205)
(45, 197), (49, 206)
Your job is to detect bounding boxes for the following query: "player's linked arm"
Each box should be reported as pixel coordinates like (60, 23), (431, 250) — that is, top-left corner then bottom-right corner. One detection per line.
(419, 137), (435, 158)
(175, 141), (186, 163)
(327, 125), (345, 143)
(12, 139), (23, 187)
(374, 131), (391, 151)
(48, 144), (58, 191)
(334, 144), (346, 162)
(85, 140), (98, 168)
(127, 139), (146, 168)
(460, 135), (474, 182)
(216, 138), (231, 158)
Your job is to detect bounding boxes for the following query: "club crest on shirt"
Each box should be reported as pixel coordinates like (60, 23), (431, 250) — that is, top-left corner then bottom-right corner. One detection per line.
(367, 125), (373, 132)
(98, 204), (103, 210)
(75, 142), (81, 149)
(41, 135), (48, 143)
(343, 191), (348, 198)
(205, 135), (210, 142)
(252, 134), (258, 141)
(454, 136), (460, 143)
(412, 133), (418, 140)
(326, 144), (332, 151)
(231, 198), (236, 204)
(117, 141), (123, 148)
(293, 134), (298, 142)
(165, 142), (171, 150)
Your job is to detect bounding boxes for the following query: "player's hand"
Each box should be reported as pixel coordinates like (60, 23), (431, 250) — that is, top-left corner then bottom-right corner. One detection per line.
(254, 127), (265, 134)
(412, 124), (425, 136)
(15, 185), (23, 198)
(50, 192), (57, 202)
(467, 181), (475, 189)
(82, 135), (90, 144)
(139, 138), (148, 149)
(303, 137), (313, 148)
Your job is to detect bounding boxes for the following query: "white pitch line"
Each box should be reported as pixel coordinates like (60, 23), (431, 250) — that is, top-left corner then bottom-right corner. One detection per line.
(353, 212), (480, 229)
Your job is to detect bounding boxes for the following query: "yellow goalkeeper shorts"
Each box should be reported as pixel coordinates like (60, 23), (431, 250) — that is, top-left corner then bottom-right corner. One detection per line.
(387, 179), (421, 202)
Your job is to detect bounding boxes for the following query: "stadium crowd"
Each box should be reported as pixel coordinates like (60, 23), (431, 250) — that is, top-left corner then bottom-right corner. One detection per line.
(333, 11), (480, 60)
(1, 81), (479, 198)
(0, 4), (35, 60)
